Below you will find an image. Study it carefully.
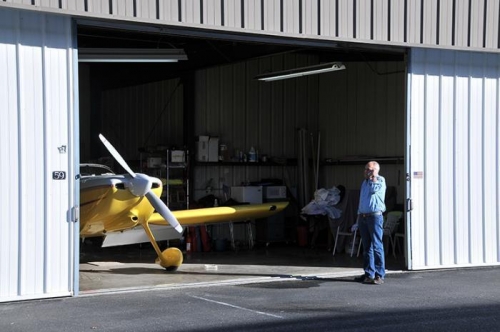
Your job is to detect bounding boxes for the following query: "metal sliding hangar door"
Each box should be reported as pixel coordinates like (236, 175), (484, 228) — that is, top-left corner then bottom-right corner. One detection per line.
(1, 0), (500, 302)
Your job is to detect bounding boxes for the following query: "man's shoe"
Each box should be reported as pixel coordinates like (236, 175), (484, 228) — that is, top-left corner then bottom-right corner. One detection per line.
(354, 275), (367, 282)
(373, 276), (384, 285)
(363, 276), (374, 284)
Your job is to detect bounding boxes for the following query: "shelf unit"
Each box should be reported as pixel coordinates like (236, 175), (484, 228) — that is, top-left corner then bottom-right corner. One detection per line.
(140, 149), (190, 210)
(166, 149), (189, 210)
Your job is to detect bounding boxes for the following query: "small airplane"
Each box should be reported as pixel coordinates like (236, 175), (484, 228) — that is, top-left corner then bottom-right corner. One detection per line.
(79, 134), (289, 271)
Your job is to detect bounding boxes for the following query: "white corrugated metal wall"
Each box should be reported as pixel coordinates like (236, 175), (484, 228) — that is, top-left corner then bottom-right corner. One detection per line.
(98, 51), (406, 206)
(408, 48), (500, 270)
(190, 54), (406, 203)
(0, 8), (77, 302)
(97, 78), (184, 164)
(319, 60), (406, 201)
(193, 53), (321, 201)
(97, 52), (407, 244)
(2, 0), (500, 53)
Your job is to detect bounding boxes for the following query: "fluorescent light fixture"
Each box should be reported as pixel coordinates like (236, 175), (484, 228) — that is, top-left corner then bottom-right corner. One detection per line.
(78, 48), (188, 63)
(255, 62), (346, 82)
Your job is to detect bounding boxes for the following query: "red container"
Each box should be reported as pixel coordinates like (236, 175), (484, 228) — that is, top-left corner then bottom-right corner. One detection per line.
(297, 226), (308, 247)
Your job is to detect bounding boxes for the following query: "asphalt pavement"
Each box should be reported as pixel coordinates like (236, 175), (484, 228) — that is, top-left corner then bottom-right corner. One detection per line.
(1, 263), (499, 331)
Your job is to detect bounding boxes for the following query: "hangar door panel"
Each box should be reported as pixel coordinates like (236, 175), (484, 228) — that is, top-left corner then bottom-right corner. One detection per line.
(408, 49), (500, 270)
(0, 9), (77, 302)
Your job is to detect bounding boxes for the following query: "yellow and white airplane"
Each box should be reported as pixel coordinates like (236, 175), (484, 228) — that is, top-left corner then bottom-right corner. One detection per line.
(80, 134), (289, 271)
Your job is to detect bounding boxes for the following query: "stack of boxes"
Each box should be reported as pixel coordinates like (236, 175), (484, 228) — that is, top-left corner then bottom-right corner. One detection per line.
(195, 135), (219, 162)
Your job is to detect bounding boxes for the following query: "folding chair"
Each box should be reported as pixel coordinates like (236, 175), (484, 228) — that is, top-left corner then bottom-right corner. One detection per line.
(393, 232), (404, 257)
(393, 216), (405, 258)
(328, 190), (356, 256)
(332, 225), (357, 257)
(385, 211), (403, 257)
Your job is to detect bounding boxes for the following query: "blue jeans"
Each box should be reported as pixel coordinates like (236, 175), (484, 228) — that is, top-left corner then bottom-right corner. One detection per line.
(358, 214), (385, 279)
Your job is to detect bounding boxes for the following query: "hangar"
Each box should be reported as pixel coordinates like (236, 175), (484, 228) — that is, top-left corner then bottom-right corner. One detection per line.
(1, 0), (499, 302)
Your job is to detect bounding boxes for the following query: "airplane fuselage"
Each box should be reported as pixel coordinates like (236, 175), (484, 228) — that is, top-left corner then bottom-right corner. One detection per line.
(80, 174), (163, 237)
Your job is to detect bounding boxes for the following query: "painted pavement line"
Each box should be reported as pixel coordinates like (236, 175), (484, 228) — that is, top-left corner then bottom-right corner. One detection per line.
(189, 295), (284, 319)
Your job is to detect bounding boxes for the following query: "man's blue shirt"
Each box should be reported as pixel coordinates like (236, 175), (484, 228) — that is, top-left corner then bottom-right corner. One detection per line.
(358, 176), (386, 214)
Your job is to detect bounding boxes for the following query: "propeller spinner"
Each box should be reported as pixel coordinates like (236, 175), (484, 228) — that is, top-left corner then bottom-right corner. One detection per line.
(98, 134), (183, 233)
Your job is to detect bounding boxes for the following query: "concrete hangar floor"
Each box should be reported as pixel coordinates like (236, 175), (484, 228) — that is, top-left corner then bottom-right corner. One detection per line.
(79, 238), (405, 294)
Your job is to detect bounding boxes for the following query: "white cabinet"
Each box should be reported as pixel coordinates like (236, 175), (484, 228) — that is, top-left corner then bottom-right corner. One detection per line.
(230, 186), (263, 204)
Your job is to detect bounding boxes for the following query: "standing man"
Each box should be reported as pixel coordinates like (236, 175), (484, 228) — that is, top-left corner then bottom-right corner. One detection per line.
(356, 161), (386, 285)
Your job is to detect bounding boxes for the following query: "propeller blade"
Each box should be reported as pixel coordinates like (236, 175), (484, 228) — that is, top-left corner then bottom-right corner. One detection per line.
(99, 134), (136, 177)
(145, 191), (183, 233)
(98, 134), (182, 233)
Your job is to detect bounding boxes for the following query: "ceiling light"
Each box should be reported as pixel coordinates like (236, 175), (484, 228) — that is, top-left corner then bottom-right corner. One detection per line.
(255, 62), (346, 81)
(78, 48), (188, 63)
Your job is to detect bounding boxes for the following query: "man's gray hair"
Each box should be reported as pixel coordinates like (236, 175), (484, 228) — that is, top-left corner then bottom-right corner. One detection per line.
(370, 161), (380, 170)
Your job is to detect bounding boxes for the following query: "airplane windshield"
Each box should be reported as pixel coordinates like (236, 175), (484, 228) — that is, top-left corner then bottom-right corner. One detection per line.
(80, 163), (115, 176)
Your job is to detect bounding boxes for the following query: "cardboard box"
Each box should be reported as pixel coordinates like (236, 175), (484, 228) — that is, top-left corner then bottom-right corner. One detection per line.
(171, 150), (185, 163)
(195, 136), (209, 162)
(208, 137), (219, 162)
(147, 157), (162, 168)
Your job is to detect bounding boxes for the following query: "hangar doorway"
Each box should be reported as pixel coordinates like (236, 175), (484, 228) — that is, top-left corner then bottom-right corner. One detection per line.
(77, 22), (408, 292)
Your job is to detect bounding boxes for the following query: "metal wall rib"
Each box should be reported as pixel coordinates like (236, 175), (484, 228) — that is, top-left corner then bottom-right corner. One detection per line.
(2, 0), (500, 52)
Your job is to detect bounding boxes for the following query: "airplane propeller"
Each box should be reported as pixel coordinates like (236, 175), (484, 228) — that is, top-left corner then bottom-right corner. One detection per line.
(99, 134), (183, 233)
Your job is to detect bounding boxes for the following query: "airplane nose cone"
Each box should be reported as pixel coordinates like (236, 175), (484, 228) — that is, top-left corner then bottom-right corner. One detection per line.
(128, 173), (152, 196)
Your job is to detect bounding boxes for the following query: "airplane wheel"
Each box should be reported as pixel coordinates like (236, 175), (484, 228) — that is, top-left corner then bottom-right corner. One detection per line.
(157, 247), (183, 272)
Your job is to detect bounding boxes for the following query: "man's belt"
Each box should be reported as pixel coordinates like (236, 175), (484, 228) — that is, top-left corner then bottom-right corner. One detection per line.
(359, 211), (382, 218)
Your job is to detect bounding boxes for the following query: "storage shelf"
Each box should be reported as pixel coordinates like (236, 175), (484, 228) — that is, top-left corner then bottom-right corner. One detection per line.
(194, 160), (296, 166)
(167, 163), (188, 169)
(321, 156), (404, 166)
(195, 156), (404, 167)
(140, 150), (190, 210)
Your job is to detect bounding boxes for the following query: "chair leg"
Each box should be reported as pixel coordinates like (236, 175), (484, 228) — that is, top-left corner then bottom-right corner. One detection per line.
(390, 235), (396, 258)
(357, 240), (362, 257)
(247, 222), (254, 250)
(349, 229), (357, 257)
(393, 234), (404, 258)
(229, 222), (235, 250)
(332, 226), (340, 256)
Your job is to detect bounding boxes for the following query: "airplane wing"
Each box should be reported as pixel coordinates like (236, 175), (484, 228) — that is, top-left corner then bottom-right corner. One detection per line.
(101, 201), (289, 247)
(148, 201), (289, 226)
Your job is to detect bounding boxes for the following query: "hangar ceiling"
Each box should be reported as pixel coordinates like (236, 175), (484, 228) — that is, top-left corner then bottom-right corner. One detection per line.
(77, 25), (405, 89)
